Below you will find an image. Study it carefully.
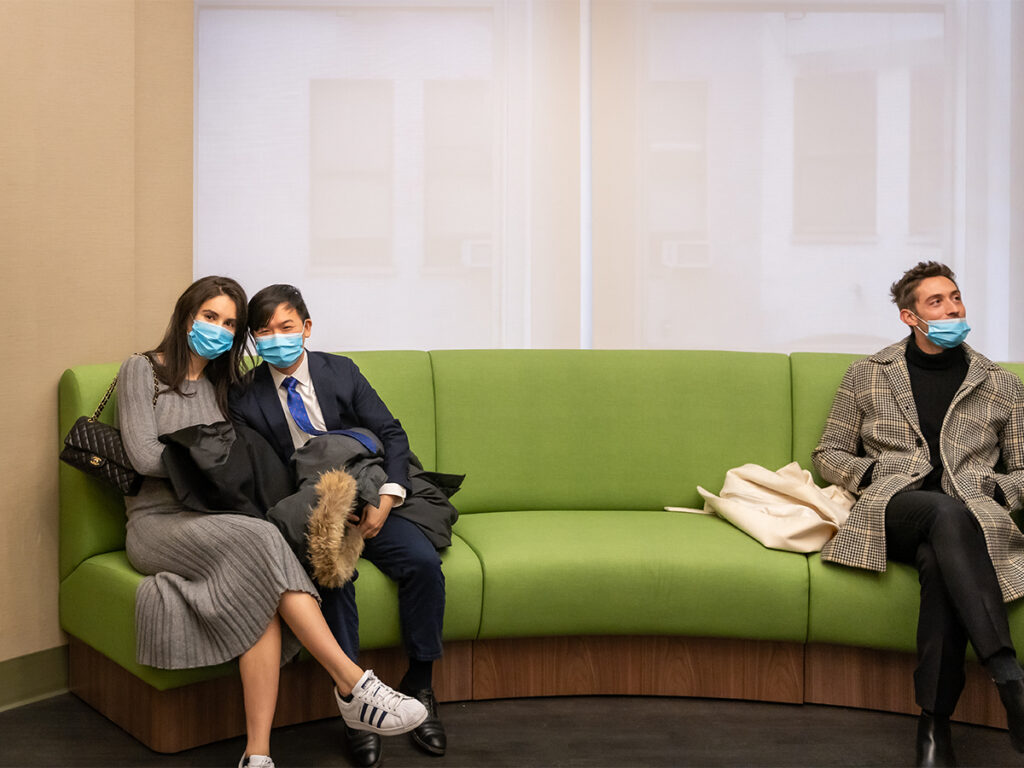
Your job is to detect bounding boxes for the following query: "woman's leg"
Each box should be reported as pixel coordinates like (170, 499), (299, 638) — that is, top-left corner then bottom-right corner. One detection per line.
(239, 613), (282, 759)
(278, 590), (364, 693)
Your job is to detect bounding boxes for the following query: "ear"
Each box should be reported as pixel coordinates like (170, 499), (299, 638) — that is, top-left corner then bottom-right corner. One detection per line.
(302, 318), (313, 340)
(899, 307), (921, 331)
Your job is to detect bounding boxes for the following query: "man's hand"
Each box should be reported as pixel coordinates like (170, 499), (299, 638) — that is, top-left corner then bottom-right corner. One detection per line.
(357, 494), (398, 539)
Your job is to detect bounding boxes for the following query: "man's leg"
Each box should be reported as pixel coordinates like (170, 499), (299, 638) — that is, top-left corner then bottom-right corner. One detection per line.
(318, 578), (361, 662)
(318, 578), (382, 768)
(920, 492), (1024, 751)
(912, 541), (968, 717)
(907, 492), (1014, 664)
(362, 514), (446, 755)
(887, 491), (969, 767)
(362, 514), (445, 668)
(887, 490), (1023, 761)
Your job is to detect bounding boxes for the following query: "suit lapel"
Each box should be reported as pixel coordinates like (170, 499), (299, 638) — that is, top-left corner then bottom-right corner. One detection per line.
(306, 352), (341, 431)
(252, 363), (295, 458)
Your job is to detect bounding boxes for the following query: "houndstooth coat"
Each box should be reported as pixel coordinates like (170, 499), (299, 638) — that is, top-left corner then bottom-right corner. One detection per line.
(813, 338), (1024, 602)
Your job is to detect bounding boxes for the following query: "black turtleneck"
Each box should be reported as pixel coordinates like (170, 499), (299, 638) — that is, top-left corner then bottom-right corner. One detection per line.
(905, 334), (968, 490)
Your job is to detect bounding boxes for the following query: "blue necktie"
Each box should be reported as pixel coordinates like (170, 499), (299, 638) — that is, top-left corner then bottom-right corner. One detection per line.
(281, 376), (380, 455)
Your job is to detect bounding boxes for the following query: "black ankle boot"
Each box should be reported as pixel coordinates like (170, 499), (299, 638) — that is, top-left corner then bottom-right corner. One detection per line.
(996, 678), (1024, 753)
(916, 711), (956, 767)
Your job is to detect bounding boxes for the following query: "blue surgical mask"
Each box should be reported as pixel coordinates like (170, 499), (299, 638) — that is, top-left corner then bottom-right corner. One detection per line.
(187, 319), (234, 360)
(913, 313), (970, 349)
(255, 332), (305, 368)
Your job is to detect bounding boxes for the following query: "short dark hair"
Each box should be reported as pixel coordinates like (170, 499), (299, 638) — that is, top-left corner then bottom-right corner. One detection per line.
(889, 261), (959, 311)
(247, 284), (310, 332)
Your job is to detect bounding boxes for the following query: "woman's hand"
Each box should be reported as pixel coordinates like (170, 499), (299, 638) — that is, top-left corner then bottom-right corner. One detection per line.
(358, 494), (398, 539)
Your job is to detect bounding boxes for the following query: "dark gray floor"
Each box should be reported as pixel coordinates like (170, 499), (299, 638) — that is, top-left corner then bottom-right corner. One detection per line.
(1, 693), (1021, 767)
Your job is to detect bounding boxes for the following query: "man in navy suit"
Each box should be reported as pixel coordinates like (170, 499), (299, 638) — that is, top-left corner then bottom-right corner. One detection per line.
(230, 284), (454, 767)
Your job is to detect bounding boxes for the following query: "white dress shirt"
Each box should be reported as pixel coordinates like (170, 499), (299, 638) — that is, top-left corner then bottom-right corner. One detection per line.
(269, 353), (406, 504)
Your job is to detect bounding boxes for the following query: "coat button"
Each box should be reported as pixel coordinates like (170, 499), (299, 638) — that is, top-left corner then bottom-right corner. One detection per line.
(915, 438), (923, 447)
(912, 472), (921, 477)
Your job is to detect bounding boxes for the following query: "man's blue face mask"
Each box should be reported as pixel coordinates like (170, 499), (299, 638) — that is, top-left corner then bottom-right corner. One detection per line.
(187, 319), (234, 360)
(255, 332), (305, 368)
(913, 313), (970, 349)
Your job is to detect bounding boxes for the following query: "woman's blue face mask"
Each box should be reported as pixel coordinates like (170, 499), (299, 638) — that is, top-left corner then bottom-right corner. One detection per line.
(255, 332), (305, 368)
(913, 313), (970, 349)
(188, 319), (235, 360)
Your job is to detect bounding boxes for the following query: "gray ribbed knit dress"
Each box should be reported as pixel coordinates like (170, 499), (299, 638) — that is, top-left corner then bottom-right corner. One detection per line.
(118, 354), (317, 669)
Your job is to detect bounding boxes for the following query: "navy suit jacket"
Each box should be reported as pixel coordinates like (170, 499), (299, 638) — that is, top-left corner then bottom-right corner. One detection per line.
(229, 351), (413, 490)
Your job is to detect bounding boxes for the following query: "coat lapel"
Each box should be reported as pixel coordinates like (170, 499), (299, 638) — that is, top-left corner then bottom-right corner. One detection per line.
(947, 343), (993, 413)
(875, 340), (925, 443)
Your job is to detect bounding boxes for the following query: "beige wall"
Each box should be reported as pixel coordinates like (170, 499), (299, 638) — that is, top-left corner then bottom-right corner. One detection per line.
(0, 0), (193, 664)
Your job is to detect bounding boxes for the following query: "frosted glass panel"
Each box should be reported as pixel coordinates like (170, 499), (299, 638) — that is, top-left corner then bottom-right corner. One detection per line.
(592, 2), (1020, 359)
(197, 1), (1022, 359)
(195, 2), (581, 350)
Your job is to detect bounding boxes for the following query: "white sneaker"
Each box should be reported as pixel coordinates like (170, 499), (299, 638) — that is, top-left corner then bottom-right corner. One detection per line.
(335, 669), (428, 735)
(238, 755), (274, 768)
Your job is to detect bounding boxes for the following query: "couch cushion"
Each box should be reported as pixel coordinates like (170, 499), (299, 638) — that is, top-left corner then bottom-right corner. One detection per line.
(789, 352), (862, 484)
(59, 551), (234, 690)
(60, 535), (482, 690)
(453, 509), (809, 642)
(808, 554), (1024, 660)
(806, 554), (919, 653)
(342, 351), (438, 470)
(430, 350), (792, 513)
(59, 365), (129, 580)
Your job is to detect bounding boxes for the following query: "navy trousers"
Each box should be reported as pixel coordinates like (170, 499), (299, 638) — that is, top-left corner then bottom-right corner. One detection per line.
(319, 513), (445, 663)
(885, 490), (1015, 716)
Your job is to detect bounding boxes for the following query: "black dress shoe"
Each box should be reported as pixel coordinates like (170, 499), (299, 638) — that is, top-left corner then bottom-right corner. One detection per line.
(997, 678), (1024, 753)
(916, 711), (956, 767)
(345, 725), (382, 768)
(401, 687), (446, 756)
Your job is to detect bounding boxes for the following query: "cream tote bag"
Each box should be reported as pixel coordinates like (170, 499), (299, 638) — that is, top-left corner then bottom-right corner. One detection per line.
(695, 462), (855, 553)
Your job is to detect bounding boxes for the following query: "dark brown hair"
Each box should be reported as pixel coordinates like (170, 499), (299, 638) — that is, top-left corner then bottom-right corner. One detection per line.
(147, 276), (249, 418)
(889, 261), (958, 311)
(247, 283), (311, 333)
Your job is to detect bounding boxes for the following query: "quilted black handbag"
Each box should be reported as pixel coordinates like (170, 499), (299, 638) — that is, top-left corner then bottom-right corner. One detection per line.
(60, 357), (158, 496)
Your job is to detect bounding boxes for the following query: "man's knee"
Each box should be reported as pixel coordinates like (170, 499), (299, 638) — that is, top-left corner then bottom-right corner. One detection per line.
(928, 496), (979, 539)
(406, 547), (443, 583)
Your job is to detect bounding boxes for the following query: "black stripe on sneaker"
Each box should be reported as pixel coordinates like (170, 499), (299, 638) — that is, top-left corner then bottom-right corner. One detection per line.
(377, 709), (388, 728)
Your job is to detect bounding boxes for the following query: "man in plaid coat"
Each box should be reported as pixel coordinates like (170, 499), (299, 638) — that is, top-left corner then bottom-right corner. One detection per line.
(814, 261), (1024, 767)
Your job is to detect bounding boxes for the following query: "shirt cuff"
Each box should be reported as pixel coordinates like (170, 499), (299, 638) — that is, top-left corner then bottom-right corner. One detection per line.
(379, 482), (406, 506)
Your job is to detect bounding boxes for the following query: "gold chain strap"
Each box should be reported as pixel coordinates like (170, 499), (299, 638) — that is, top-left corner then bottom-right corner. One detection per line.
(139, 352), (160, 407)
(88, 354), (159, 421)
(89, 377), (119, 421)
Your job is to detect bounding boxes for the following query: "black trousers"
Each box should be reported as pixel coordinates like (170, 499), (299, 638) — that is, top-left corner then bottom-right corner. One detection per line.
(885, 490), (1015, 716)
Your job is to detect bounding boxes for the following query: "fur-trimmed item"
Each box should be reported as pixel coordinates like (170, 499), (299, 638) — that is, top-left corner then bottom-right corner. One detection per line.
(306, 468), (364, 588)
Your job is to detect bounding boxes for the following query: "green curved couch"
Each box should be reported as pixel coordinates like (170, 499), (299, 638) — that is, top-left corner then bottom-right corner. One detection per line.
(58, 350), (1024, 751)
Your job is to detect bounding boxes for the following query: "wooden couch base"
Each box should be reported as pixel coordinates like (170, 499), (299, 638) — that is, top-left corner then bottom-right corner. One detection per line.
(471, 635), (804, 702)
(69, 636), (1010, 753)
(805, 642), (1007, 729)
(67, 637), (474, 753)
(69, 634), (801, 753)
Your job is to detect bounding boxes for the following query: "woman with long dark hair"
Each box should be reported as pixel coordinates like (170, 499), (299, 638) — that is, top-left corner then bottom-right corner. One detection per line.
(118, 276), (425, 768)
